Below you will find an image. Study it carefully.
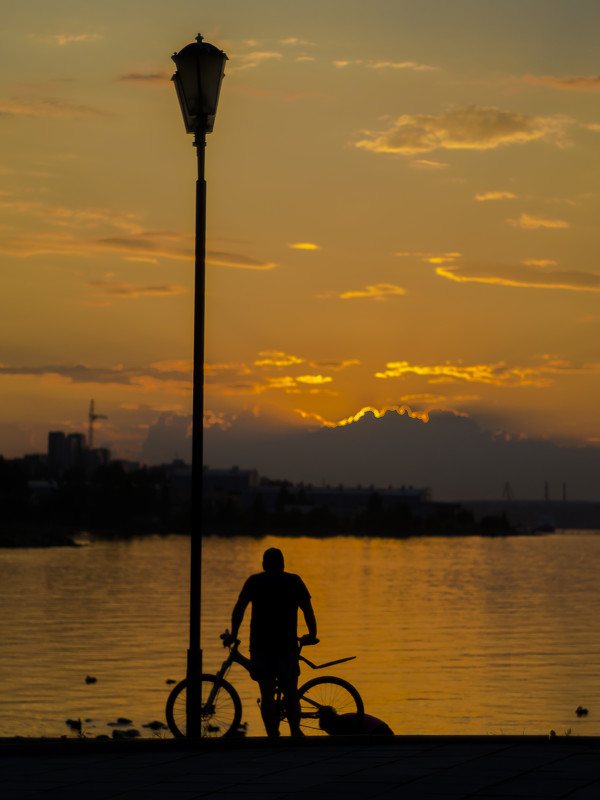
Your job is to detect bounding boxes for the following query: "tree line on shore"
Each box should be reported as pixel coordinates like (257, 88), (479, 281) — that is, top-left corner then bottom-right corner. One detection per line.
(0, 456), (514, 545)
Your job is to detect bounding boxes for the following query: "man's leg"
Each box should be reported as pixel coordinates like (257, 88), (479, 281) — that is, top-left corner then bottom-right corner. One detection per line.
(280, 678), (303, 736)
(258, 679), (280, 737)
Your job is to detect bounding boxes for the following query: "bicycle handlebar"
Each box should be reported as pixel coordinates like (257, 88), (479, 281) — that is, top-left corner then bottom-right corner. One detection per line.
(220, 630), (319, 650)
(298, 636), (319, 649)
(220, 630), (240, 649)
(219, 630), (355, 671)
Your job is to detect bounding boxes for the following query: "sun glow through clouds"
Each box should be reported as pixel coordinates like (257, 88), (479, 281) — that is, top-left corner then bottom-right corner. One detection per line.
(0, 1), (599, 493)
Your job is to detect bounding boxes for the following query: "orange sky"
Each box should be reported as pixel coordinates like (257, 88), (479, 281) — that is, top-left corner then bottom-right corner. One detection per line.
(1, 1), (599, 490)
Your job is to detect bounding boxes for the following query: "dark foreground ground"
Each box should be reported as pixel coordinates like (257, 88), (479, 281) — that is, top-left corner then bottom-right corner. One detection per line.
(2, 735), (600, 800)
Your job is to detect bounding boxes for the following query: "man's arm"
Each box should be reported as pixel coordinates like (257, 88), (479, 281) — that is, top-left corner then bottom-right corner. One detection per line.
(300, 597), (318, 642)
(230, 595), (250, 641)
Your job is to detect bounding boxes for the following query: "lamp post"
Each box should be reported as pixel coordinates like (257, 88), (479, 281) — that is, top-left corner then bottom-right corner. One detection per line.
(171, 33), (227, 738)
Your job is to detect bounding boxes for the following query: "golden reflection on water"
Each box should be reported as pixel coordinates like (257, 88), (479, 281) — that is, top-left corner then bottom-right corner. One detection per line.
(202, 533), (600, 737)
(1, 532), (599, 738)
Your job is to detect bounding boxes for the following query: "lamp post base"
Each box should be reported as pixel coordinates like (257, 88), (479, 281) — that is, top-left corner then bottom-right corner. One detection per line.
(186, 647), (203, 738)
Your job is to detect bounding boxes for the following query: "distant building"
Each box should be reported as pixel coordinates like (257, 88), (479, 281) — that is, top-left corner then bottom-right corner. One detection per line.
(47, 430), (110, 475)
(164, 460), (192, 511)
(67, 433), (86, 467)
(27, 479), (58, 503)
(253, 482), (430, 517)
(204, 465), (259, 500)
(186, 465), (430, 519)
(48, 431), (69, 473)
(84, 447), (111, 473)
(115, 460), (141, 473)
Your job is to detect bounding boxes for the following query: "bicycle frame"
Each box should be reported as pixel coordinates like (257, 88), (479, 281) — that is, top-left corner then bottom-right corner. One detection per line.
(202, 644), (251, 711)
(221, 641), (355, 677)
(166, 638), (363, 737)
(299, 653), (356, 670)
(204, 641), (356, 706)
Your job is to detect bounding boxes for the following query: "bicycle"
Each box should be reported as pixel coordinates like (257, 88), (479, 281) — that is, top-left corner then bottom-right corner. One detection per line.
(165, 633), (364, 738)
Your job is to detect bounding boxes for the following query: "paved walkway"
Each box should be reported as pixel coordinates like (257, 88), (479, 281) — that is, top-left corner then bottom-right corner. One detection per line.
(2, 735), (600, 799)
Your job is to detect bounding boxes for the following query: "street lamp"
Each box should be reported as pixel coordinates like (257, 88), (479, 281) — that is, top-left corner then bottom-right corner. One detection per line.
(171, 33), (228, 738)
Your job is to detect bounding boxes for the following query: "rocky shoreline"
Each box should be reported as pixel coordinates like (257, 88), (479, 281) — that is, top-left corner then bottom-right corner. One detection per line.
(0, 527), (79, 548)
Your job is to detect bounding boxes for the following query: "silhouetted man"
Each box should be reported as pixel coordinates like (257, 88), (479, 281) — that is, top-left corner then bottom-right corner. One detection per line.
(223, 548), (317, 737)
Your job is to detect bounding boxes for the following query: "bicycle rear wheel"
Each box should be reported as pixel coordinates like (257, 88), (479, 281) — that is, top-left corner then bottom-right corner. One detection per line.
(297, 676), (364, 735)
(165, 674), (242, 738)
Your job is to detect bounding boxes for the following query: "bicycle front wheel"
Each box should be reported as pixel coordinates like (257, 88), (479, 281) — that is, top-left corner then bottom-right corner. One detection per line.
(298, 676), (364, 735)
(165, 674), (242, 738)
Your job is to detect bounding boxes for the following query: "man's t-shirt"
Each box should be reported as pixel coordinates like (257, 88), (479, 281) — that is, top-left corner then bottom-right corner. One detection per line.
(239, 571), (311, 654)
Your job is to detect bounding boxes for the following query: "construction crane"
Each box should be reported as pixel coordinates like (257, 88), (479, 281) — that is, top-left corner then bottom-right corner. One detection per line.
(502, 481), (514, 502)
(88, 399), (107, 450)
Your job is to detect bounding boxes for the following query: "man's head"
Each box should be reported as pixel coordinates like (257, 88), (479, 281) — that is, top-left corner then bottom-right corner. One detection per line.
(262, 547), (284, 572)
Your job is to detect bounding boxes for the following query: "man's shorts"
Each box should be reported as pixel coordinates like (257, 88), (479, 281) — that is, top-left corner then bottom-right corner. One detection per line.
(249, 650), (300, 683)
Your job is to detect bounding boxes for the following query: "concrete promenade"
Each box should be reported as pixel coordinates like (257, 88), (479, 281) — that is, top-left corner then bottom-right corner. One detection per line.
(2, 735), (600, 799)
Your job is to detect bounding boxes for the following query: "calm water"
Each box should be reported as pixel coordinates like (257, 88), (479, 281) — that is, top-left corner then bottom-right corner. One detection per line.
(1, 531), (599, 738)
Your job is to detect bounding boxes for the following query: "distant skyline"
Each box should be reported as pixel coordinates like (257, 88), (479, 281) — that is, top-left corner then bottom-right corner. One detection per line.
(1, 1), (599, 499)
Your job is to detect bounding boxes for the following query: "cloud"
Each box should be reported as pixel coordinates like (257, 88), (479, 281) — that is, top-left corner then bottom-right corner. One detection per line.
(354, 105), (567, 156)
(203, 407), (600, 501)
(205, 362), (252, 379)
(98, 235), (277, 268)
(507, 213), (569, 230)
(266, 376), (300, 391)
(206, 250), (277, 270)
(92, 234), (191, 261)
(295, 375), (333, 385)
(205, 351), (351, 398)
(0, 362), (192, 391)
(521, 74), (600, 91)
(203, 350), (364, 402)
(139, 412), (192, 464)
(411, 158), (449, 169)
(231, 51), (283, 70)
(338, 283), (406, 300)
(254, 352), (305, 368)
(33, 33), (103, 46)
(333, 60), (435, 71)
(280, 37), (316, 47)
(0, 199), (142, 233)
(204, 409), (233, 430)
(87, 280), (187, 298)
(396, 251), (462, 262)
(475, 191), (517, 201)
(0, 214), (275, 268)
(0, 98), (105, 119)
(375, 360), (552, 386)
(400, 393), (449, 405)
(152, 360), (193, 373)
(294, 404), (429, 427)
(369, 61), (436, 72)
(232, 86), (330, 102)
(288, 242), (320, 250)
(0, 231), (90, 258)
(522, 259), (557, 267)
(436, 264), (600, 292)
(309, 360), (360, 371)
(423, 255), (460, 265)
(213, 375), (336, 396)
(116, 71), (171, 85)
